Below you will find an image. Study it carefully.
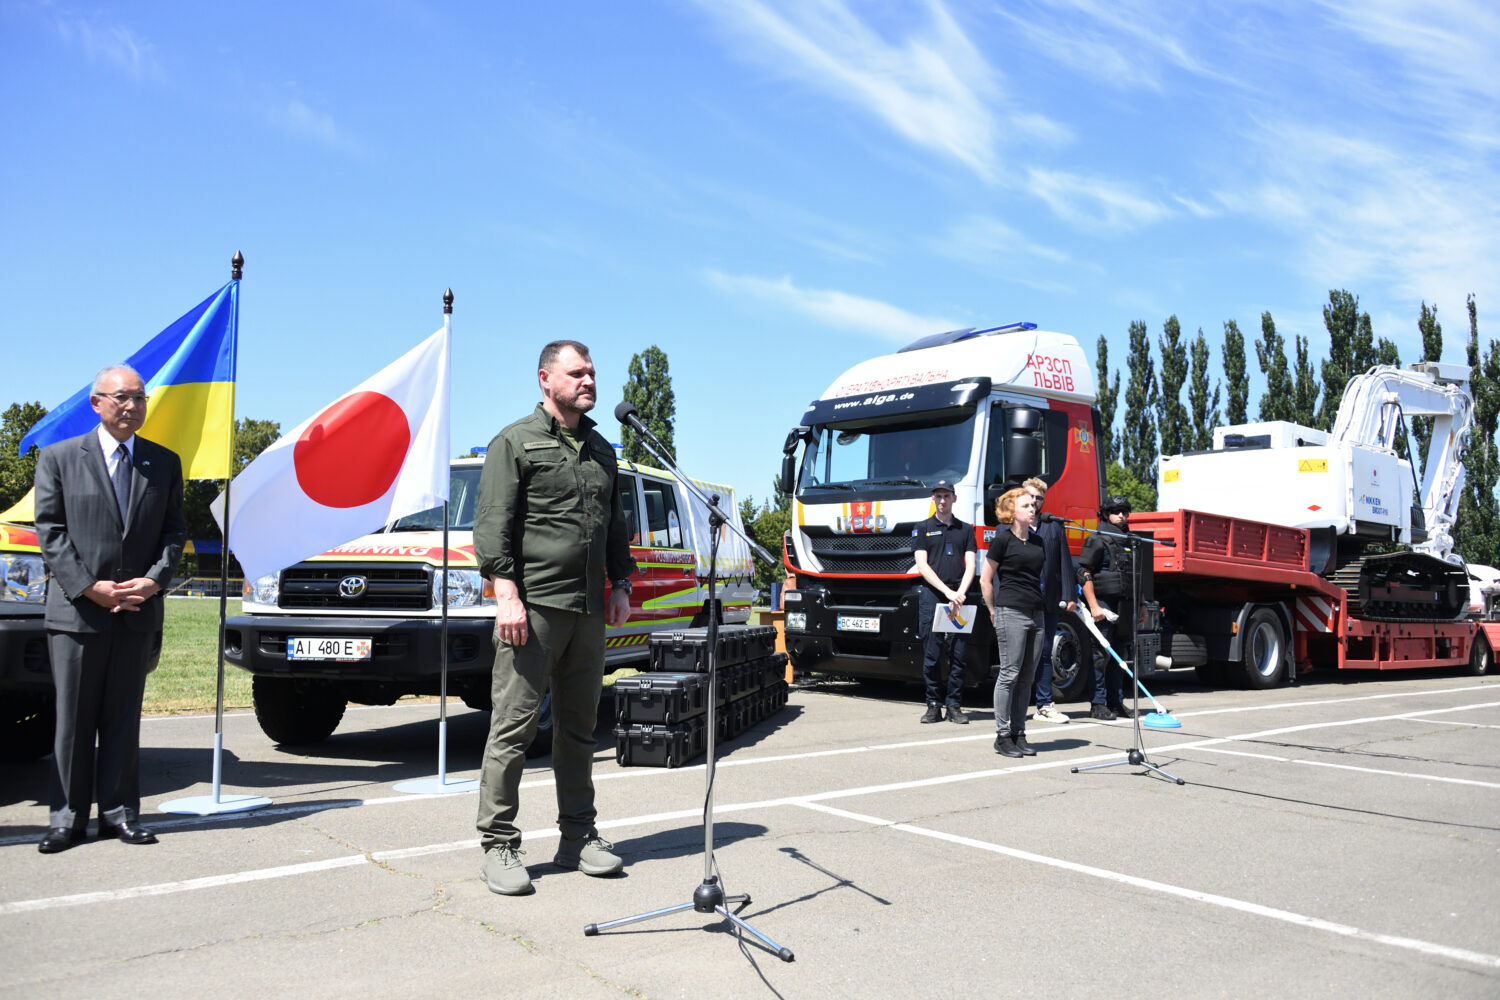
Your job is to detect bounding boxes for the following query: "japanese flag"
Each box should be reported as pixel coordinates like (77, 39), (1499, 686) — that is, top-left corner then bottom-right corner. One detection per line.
(212, 322), (450, 583)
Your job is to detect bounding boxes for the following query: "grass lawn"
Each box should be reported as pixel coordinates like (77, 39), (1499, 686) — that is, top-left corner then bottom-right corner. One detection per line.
(149, 597), (251, 715)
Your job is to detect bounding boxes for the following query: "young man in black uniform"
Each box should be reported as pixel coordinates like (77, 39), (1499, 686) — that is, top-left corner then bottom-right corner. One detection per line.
(910, 480), (977, 724)
(1077, 494), (1135, 720)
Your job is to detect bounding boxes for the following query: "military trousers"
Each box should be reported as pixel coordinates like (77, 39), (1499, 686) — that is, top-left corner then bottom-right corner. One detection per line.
(476, 604), (605, 851)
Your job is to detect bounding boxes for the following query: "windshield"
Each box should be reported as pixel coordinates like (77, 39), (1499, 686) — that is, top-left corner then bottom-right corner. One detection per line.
(389, 466), (483, 531)
(797, 410), (977, 495)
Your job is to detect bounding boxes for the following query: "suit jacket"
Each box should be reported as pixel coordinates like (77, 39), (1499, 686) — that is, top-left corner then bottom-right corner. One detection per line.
(1034, 518), (1076, 609)
(34, 430), (186, 634)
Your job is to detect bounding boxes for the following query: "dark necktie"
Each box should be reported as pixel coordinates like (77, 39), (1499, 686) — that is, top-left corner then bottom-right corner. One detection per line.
(111, 443), (132, 524)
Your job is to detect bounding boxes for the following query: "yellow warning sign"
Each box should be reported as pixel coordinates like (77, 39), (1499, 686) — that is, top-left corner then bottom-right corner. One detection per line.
(1298, 459), (1328, 473)
(1163, 468), (1179, 483)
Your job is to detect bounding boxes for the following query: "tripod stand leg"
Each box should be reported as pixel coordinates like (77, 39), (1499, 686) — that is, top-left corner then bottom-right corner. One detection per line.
(583, 900), (698, 936)
(718, 906), (795, 962)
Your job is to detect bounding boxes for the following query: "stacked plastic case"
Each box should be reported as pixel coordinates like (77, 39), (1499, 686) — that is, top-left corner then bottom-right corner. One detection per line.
(614, 624), (790, 768)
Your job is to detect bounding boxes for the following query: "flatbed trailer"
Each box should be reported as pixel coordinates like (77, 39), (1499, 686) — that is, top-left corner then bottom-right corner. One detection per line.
(1129, 509), (1495, 684)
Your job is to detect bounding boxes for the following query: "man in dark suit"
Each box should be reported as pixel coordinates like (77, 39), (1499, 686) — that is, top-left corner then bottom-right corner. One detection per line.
(33, 365), (185, 853)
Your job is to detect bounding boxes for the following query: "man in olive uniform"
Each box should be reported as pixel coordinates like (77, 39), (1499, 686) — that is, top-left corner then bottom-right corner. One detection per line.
(1077, 494), (1134, 720)
(910, 479), (976, 724)
(473, 340), (637, 896)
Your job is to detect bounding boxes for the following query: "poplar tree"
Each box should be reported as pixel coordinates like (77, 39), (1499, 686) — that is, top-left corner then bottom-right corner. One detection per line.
(1457, 296), (1500, 565)
(1292, 333), (1320, 427)
(621, 345), (676, 466)
(1121, 320), (1158, 490)
(0, 401), (46, 512)
(1156, 315), (1188, 459)
(1317, 289), (1375, 429)
(1412, 303), (1444, 469)
(1187, 327), (1222, 451)
(1094, 334), (1120, 465)
(1255, 312), (1295, 422)
(1222, 319), (1248, 426)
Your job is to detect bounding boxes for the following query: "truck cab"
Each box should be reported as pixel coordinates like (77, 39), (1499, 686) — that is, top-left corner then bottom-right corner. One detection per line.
(0, 522), (53, 761)
(225, 456), (754, 750)
(777, 324), (1105, 698)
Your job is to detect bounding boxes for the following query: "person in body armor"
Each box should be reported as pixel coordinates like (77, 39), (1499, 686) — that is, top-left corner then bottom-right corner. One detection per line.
(909, 479), (977, 724)
(1077, 495), (1135, 720)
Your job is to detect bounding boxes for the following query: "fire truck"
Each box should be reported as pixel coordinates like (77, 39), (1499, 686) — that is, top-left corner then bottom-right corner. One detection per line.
(225, 456), (754, 752)
(776, 326), (1497, 695)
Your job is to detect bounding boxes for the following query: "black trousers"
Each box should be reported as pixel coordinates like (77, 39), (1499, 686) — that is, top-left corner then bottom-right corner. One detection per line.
(47, 623), (152, 830)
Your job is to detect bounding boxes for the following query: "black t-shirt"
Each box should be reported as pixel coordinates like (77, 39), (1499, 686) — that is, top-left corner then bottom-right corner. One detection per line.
(909, 514), (976, 592)
(985, 528), (1045, 613)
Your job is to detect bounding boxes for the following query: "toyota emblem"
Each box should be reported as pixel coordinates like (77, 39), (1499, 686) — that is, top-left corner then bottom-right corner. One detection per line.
(338, 575), (368, 599)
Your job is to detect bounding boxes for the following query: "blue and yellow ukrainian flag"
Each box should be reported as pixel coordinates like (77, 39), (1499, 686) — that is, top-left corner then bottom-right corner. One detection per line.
(2, 280), (238, 521)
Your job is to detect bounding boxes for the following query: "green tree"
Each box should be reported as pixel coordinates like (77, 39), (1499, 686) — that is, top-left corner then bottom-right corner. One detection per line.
(742, 483), (792, 600)
(1456, 295), (1500, 566)
(1317, 289), (1376, 429)
(1411, 302), (1444, 469)
(1156, 315), (1188, 459)
(1105, 461), (1156, 514)
(0, 402), (47, 513)
(1221, 319), (1247, 426)
(182, 418), (283, 547)
(1121, 320), (1158, 488)
(1255, 312), (1296, 422)
(1292, 333), (1320, 427)
(1094, 334), (1120, 465)
(1187, 327), (1222, 451)
(620, 345), (675, 467)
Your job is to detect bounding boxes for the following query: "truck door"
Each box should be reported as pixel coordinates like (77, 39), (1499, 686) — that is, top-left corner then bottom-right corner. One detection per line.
(637, 474), (697, 628)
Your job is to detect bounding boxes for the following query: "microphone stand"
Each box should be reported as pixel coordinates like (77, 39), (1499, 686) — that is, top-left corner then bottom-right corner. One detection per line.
(583, 406), (793, 963)
(1045, 515), (1186, 786)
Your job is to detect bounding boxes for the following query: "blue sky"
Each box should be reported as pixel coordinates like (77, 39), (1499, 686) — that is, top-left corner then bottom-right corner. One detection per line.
(2, 1), (1495, 510)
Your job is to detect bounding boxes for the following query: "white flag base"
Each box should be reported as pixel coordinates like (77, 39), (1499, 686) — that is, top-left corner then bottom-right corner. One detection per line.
(393, 717), (478, 795)
(160, 732), (273, 815)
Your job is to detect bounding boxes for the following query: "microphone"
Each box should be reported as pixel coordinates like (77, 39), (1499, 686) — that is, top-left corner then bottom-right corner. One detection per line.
(614, 399), (644, 433)
(1037, 512), (1071, 525)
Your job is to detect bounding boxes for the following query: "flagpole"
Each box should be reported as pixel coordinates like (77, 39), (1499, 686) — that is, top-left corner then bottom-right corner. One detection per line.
(162, 251), (271, 816)
(395, 288), (476, 796)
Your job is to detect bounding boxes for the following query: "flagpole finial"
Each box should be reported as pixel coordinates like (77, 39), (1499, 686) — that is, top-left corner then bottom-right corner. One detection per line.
(232, 251), (244, 280)
(443, 288), (454, 315)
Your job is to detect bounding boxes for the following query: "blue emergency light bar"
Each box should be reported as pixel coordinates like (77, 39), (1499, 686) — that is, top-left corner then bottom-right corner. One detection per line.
(898, 322), (1038, 353)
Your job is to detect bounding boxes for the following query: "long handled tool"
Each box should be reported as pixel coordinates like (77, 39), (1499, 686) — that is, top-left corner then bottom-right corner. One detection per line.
(1073, 607), (1181, 729)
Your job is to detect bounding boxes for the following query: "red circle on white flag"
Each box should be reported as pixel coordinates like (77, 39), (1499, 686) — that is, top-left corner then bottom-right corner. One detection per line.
(294, 391), (411, 508)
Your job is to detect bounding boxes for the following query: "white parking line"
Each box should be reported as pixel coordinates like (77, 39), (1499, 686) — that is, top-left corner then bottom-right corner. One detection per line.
(793, 801), (1500, 972)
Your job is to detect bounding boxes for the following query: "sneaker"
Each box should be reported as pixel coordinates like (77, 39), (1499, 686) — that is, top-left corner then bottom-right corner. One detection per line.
(482, 845), (532, 896)
(946, 705), (969, 725)
(993, 734), (1023, 758)
(1012, 733), (1037, 756)
(1036, 704), (1070, 724)
(554, 834), (623, 877)
(1090, 704), (1117, 721)
(1109, 704), (1135, 719)
(920, 704), (943, 724)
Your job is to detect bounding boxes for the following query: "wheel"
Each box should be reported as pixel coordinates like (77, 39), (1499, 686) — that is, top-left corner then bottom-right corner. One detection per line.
(1468, 635), (1492, 676)
(252, 676), (346, 745)
(523, 691), (554, 759)
(1050, 616), (1093, 702)
(1239, 607), (1286, 689)
(0, 691), (56, 762)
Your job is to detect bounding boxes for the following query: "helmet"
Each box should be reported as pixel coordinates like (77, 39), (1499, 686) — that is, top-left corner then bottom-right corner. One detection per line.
(1101, 494), (1132, 515)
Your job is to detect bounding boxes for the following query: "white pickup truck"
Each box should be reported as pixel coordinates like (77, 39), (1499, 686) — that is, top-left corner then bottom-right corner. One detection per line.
(224, 456), (754, 753)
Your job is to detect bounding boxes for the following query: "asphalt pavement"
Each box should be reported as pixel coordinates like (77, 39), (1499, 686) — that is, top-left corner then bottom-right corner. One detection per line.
(1, 668), (1497, 999)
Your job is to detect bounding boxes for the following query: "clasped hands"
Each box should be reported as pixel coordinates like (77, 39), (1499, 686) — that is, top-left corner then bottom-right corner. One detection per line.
(86, 578), (159, 613)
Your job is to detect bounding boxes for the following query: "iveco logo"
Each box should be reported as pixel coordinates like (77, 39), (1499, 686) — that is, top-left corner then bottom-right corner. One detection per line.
(338, 575), (368, 599)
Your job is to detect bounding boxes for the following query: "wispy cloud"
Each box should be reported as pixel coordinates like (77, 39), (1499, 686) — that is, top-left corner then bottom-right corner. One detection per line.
(692, 0), (1066, 182)
(264, 98), (365, 156)
(705, 270), (960, 342)
(1025, 168), (1172, 232)
(55, 12), (160, 81)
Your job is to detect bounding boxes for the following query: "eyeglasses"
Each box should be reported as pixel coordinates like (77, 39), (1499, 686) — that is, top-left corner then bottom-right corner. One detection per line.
(95, 393), (149, 406)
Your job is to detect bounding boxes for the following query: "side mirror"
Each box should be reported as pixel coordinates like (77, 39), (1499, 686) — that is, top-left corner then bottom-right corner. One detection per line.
(983, 484), (1005, 526)
(778, 453), (797, 496)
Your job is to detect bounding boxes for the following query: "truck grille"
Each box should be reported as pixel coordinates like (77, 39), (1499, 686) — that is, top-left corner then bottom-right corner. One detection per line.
(279, 565), (432, 611)
(802, 530), (916, 575)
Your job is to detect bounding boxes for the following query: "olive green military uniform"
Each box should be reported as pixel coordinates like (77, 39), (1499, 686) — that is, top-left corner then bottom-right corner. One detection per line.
(473, 404), (636, 851)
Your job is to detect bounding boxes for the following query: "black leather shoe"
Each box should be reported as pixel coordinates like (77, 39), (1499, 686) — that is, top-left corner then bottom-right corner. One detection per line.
(946, 705), (969, 725)
(1108, 704), (1135, 719)
(993, 734), (1023, 758)
(1090, 704), (1117, 721)
(38, 827), (84, 854)
(99, 820), (158, 845)
(1012, 733), (1037, 756)
(920, 704), (943, 724)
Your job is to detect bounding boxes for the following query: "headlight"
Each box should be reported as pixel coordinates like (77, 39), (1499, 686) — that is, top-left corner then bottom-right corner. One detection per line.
(434, 569), (494, 608)
(243, 572), (280, 605)
(784, 611), (807, 631)
(0, 552), (47, 603)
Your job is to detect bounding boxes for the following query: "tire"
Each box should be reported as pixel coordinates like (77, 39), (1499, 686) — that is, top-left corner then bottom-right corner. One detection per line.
(523, 691), (554, 759)
(1239, 607), (1287, 689)
(0, 691), (56, 762)
(252, 676), (347, 745)
(1468, 635), (1492, 676)
(1050, 616), (1093, 702)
